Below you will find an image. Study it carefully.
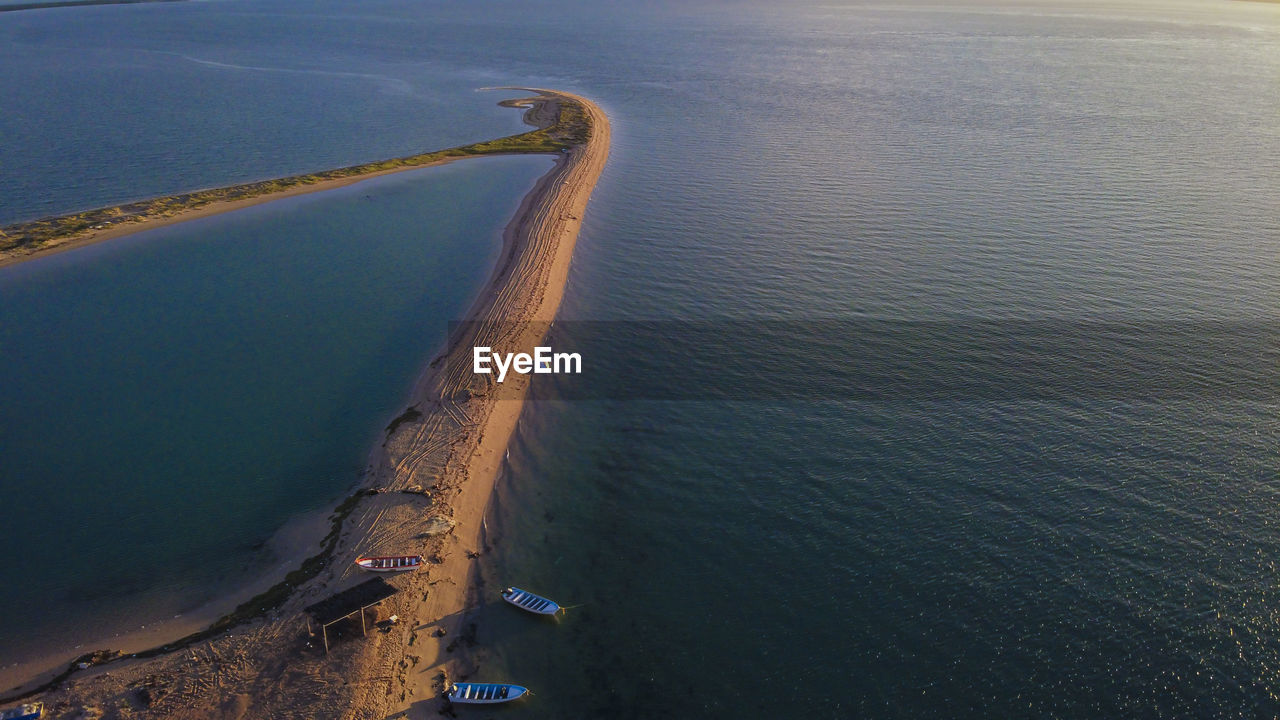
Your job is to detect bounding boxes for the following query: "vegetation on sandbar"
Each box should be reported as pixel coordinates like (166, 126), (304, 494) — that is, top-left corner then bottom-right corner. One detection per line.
(0, 0), (185, 13)
(0, 94), (593, 255)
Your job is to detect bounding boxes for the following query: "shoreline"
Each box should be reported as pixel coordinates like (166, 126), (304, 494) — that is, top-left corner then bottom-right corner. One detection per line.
(0, 158), (485, 271)
(4, 89), (608, 717)
(0, 90), (575, 697)
(0, 0), (186, 13)
(0, 93), (584, 270)
(0, 500), (336, 694)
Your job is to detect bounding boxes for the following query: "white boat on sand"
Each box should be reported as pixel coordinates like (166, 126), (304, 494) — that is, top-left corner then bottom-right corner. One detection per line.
(354, 555), (423, 572)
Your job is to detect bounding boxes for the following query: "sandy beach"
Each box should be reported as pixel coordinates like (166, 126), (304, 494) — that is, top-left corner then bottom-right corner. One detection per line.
(5, 89), (609, 718)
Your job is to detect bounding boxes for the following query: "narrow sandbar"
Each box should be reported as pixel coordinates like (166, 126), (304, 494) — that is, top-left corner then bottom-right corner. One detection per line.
(0, 91), (586, 269)
(2, 89), (609, 719)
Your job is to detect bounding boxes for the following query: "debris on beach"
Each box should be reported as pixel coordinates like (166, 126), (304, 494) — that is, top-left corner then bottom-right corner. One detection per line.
(420, 516), (454, 536)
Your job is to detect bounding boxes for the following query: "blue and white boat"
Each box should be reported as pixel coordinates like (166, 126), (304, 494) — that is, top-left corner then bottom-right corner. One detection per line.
(0, 702), (42, 720)
(447, 682), (528, 704)
(501, 586), (561, 615)
(354, 555), (422, 573)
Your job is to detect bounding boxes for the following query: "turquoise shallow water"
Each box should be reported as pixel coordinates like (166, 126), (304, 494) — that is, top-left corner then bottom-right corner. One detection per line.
(0, 155), (551, 671)
(4, 0), (1280, 715)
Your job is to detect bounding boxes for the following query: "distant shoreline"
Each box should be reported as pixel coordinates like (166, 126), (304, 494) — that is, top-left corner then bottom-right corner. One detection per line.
(0, 0), (184, 13)
(0, 93), (587, 269)
(2, 90), (609, 716)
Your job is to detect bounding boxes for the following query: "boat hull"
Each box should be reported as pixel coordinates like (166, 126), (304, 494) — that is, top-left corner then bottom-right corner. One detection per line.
(502, 586), (561, 615)
(447, 683), (528, 704)
(354, 555), (423, 572)
(0, 702), (43, 720)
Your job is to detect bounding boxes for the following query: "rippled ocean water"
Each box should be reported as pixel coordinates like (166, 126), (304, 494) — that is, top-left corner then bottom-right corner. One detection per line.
(3, 0), (1280, 714)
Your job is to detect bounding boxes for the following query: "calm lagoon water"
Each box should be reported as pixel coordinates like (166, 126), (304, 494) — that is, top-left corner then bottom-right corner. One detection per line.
(4, 0), (1280, 715)
(0, 155), (551, 674)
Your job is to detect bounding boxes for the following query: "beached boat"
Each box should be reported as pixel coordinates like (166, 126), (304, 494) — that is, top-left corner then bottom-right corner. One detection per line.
(447, 682), (528, 704)
(501, 586), (561, 615)
(354, 555), (423, 573)
(0, 702), (42, 720)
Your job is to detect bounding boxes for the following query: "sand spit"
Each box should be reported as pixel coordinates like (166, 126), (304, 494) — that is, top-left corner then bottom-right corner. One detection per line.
(0, 90), (585, 270)
(8, 89), (609, 719)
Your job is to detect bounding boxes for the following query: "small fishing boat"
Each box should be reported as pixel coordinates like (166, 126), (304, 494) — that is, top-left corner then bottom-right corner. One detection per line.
(447, 682), (528, 704)
(501, 586), (561, 615)
(0, 702), (42, 720)
(354, 555), (423, 573)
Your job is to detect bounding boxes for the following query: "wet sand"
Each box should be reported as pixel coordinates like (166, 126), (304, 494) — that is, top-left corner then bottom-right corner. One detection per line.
(4, 89), (609, 719)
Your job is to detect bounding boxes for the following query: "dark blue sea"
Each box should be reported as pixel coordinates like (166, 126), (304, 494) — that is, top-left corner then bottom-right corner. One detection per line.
(2, 0), (1279, 715)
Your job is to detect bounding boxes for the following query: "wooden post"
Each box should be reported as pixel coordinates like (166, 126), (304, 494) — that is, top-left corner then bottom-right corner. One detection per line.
(361, 607), (367, 636)
(323, 624), (329, 654)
